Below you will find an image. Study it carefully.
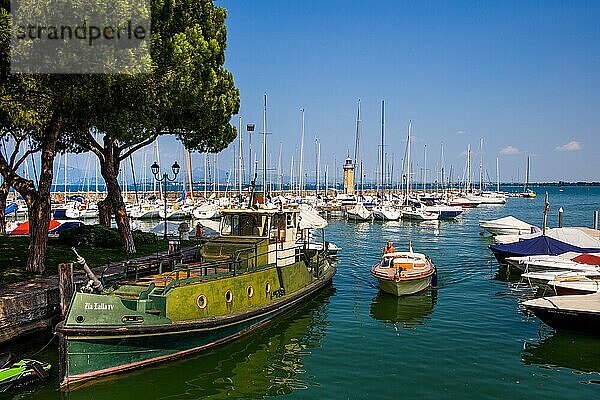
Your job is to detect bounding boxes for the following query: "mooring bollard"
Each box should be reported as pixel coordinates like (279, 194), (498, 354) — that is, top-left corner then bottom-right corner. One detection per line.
(558, 207), (563, 228)
(58, 263), (74, 318)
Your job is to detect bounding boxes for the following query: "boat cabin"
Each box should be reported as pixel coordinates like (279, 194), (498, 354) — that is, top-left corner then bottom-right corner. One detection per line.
(218, 205), (301, 266)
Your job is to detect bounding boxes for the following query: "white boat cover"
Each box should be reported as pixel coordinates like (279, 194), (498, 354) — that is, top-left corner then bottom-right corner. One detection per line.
(495, 228), (600, 247)
(299, 204), (328, 229)
(479, 216), (534, 230)
(524, 292), (600, 312)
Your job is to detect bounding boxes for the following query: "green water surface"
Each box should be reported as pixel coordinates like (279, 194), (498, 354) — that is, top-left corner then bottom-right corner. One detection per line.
(2, 185), (600, 399)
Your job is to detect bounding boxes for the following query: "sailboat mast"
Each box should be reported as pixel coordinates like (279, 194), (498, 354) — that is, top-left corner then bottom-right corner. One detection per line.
(315, 138), (318, 196)
(524, 156), (530, 192)
(440, 143), (445, 195)
(466, 144), (471, 193)
(299, 108), (305, 197)
(354, 99), (361, 184)
(380, 100), (385, 199)
(262, 94), (268, 198)
(407, 120), (412, 197)
(496, 157), (500, 193)
(204, 153), (207, 199)
(423, 144), (427, 192)
(479, 138), (483, 191)
(278, 142), (283, 193)
(238, 116), (243, 196)
(186, 149), (193, 201)
(64, 152), (68, 199)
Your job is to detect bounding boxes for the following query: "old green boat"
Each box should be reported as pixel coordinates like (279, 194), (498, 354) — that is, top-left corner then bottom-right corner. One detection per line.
(56, 203), (335, 388)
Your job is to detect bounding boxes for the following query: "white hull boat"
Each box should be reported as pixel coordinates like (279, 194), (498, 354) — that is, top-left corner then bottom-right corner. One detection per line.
(506, 253), (600, 273)
(346, 203), (372, 221)
(192, 203), (221, 220)
(479, 216), (536, 236)
(400, 207), (439, 221)
(372, 205), (401, 221)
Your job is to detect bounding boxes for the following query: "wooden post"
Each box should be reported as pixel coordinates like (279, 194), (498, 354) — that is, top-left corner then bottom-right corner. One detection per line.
(594, 210), (598, 230)
(558, 207), (563, 228)
(58, 263), (74, 318)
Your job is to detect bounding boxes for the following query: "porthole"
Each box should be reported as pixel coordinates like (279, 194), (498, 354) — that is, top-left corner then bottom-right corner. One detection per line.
(225, 290), (233, 303)
(196, 294), (207, 309)
(265, 282), (271, 294)
(247, 285), (254, 298)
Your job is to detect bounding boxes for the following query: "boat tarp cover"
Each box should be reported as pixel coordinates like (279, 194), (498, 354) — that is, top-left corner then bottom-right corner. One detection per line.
(299, 205), (328, 229)
(4, 202), (18, 215)
(546, 228), (600, 249)
(490, 235), (600, 257)
(480, 216), (533, 229)
(10, 220), (61, 235)
(572, 253), (600, 265)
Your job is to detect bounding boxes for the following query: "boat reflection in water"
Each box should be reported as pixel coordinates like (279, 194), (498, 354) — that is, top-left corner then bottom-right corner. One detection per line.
(370, 289), (437, 329)
(522, 331), (600, 378)
(61, 287), (334, 400)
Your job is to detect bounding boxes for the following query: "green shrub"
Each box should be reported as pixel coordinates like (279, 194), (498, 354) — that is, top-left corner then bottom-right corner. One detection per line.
(59, 225), (121, 248)
(133, 230), (159, 246)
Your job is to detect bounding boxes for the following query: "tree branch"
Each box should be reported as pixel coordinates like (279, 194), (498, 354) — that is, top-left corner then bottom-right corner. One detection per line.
(84, 130), (105, 162)
(118, 131), (160, 161)
(14, 147), (39, 170)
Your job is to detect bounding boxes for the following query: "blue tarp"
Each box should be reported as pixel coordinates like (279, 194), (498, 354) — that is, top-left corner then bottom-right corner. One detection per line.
(51, 221), (84, 234)
(67, 196), (84, 203)
(4, 203), (18, 215)
(490, 235), (600, 259)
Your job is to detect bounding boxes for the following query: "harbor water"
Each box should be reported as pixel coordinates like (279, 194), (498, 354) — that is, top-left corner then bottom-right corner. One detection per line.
(2, 185), (600, 399)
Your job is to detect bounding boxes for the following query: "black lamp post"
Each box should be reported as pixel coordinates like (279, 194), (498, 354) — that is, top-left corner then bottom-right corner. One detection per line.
(151, 161), (180, 240)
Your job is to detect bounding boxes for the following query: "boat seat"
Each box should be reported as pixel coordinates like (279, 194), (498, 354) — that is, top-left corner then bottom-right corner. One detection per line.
(0, 352), (16, 369)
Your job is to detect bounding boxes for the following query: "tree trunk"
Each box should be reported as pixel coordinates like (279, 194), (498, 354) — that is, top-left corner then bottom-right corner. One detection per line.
(100, 139), (136, 254)
(97, 197), (112, 227)
(0, 182), (9, 235)
(0, 117), (61, 274)
(25, 120), (60, 273)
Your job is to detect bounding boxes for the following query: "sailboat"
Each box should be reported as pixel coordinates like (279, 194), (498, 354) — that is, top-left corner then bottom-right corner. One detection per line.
(521, 156), (536, 198)
(400, 121), (439, 221)
(372, 100), (400, 221)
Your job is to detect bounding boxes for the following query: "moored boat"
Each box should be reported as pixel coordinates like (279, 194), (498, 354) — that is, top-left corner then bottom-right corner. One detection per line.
(523, 293), (600, 335)
(371, 243), (436, 296)
(56, 203), (335, 388)
(479, 216), (537, 236)
(346, 203), (372, 221)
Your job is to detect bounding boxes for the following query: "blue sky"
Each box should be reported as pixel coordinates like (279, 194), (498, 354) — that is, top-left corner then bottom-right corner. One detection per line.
(61, 1), (600, 185)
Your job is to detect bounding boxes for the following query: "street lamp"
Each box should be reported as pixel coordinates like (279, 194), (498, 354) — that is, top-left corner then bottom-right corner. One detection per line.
(151, 161), (180, 240)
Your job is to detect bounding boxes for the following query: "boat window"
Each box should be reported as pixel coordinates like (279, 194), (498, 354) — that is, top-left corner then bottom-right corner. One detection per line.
(220, 215), (232, 235)
(259, 216), (268, 237)
(270, 214), (286, 242)
(286, 213), (295, 228)
(232, 215), (240, 236)
(382, 258), (390, 267)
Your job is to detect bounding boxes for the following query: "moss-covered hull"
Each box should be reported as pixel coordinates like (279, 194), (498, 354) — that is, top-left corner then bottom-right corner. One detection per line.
(57, 261), (335, 388)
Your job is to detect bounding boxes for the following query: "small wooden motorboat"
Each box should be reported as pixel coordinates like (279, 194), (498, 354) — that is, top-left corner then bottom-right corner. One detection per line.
(371, 243), (436, 296)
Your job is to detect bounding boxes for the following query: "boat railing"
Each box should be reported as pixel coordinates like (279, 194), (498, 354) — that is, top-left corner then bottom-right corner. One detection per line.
(100, 245), (201, 286)
(160, 244), (320, 294)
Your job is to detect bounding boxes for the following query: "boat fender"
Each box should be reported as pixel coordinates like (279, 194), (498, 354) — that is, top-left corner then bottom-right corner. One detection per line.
(432, 268), (438, 288)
